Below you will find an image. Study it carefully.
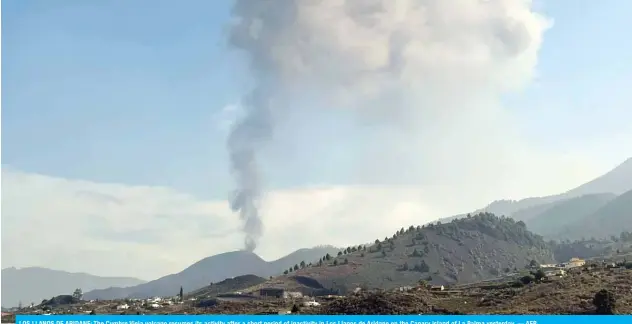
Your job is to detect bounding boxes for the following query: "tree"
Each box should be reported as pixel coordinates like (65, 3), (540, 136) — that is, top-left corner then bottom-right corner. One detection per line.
(283, 270), (289, 275)
(333, 259), (338, 266)
(325, 253), (332, 260)
(529, 259), (539, 268)
(344, 258), (349, 264)
(593, 289), (616, 314)
(414, 260), (429, 273)
(519, 275), (534, 285)
(72, 288), (83, 300)
(291, 304), (301, 313)
(293, 264), (299, 271)
(375, 239), (380, 244)
(300, 260), (306, 268)
(338, 251), (343, 256)
(534, 269), (546, 281)
(179, 286), (183, 300)
(289, 267), (293, 273)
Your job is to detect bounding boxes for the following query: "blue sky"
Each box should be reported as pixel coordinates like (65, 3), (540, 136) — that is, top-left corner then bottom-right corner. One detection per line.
(3, 0), (632, 200)
(2, 0), (632, 286)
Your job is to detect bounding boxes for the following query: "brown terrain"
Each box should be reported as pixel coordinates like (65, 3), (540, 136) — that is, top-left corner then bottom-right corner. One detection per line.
(247, 213), (555, 294)
(4, 211), (631, 318)
(3, 262), (631, 318)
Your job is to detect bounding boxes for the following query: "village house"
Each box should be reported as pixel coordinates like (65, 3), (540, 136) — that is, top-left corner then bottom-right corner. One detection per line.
(430, 285), (445, 291)
(544, 269), (566, 278)
(303, 300), (320, 307)
(568, 257), (586, 268)
(116, 304), (129, 310)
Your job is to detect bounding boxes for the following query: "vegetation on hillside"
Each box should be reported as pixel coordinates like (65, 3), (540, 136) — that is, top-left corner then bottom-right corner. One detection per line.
(548, 230), (632, 262)
(273, 212), (554, 292)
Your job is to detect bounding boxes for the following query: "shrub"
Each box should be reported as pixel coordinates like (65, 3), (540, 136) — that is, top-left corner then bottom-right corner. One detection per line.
(519, 275), (534, 285)
(593, 289), (616, 314)
(533, 269), (546, 281)
(291, 304), (301, 313)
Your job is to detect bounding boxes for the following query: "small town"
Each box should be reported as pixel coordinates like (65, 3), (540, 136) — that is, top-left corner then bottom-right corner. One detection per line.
(2, 256), (630, 319)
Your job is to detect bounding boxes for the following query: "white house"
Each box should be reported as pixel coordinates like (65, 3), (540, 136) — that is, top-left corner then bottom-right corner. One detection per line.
(303, 300), (320, 307)
(149, 303), (161, 309)
(116, 304), (129, 310)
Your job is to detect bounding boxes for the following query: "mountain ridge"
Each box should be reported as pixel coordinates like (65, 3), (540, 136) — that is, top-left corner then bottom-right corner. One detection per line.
(435, 157), (632, 227)
(251, 213), (556, 294)
(1, 267), (146, 308)
(82, 246), (340, 300)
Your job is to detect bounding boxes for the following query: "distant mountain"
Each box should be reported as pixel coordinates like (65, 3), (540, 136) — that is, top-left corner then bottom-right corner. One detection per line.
(435, 157), (632, 233)
(82, 246), (340, 300)
(254, 213), (555, 294)
(565, 158), (632, 197)
(0, 267), (145, 308)
(558, 189), (632, 240)
(526, 193), (617, 237)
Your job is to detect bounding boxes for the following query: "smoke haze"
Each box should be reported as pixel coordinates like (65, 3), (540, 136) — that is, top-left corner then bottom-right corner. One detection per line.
(227, 0), (551, 251)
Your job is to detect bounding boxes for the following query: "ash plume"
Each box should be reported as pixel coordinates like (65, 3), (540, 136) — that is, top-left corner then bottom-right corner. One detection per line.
(227, 0), (551, 251)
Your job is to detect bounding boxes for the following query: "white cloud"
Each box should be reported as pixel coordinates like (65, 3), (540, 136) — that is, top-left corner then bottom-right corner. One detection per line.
(0, 168), (445, 280)
(0, 153), (614, 281)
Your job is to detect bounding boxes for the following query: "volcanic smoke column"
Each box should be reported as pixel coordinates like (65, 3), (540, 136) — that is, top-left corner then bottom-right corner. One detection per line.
(227, 87), (273, 252)
(225, 0), (551, 251)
